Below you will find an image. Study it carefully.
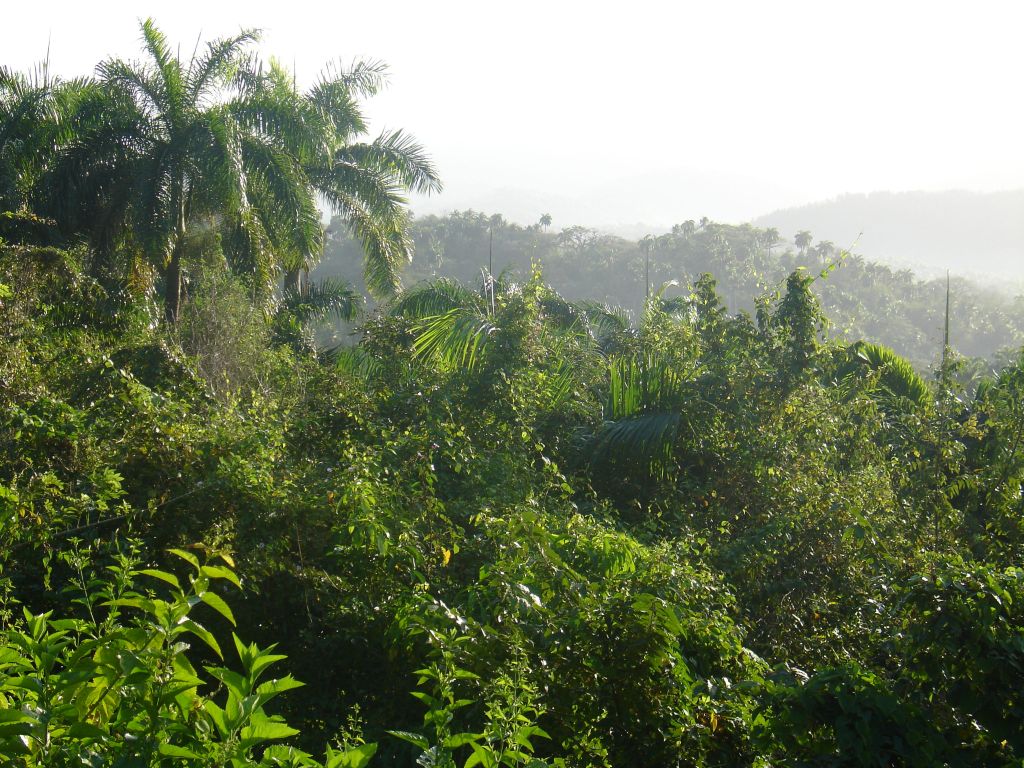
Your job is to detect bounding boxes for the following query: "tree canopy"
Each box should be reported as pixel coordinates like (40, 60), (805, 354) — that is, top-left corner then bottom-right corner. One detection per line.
(4, 19), (440, 321)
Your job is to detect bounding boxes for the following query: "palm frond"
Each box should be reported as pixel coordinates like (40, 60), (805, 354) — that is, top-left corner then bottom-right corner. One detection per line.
(578, 301), (631, 331)
(332, 345), (383, 380)
(321, 186), (410, 298)
(391, 277), (483, 318)
(347, 130), (442, 195)
(315, 155), (411, 222)
(234, 130), (323, 270)
(582, 351), (694, 477)
(539, 290), (586, 334)
(305, 77), (366, 143)
(576, 300), (633, 349)
(187, 29), (261, 104)
(139, 18), (184, 113)
(131, 152), (175, 259)
(96, 58), (166, 121)
(0, 68), (94, 209)
(606, 354), (686, 419)
(41, 84), (153, 252)
(224, 205), (273, 296)
(658, 295), (694, 321)
(282, 277), (361, 323)
(231, 85), (326, 163)
(843, 341), (931, 407)
(315, 59), (389, 99)
(139, 18), (174, 73)
(411, 308), (497, 371)
(588, 412), (683, 478)
(539, 354), (577, 409)
(190, 109), (246, 210)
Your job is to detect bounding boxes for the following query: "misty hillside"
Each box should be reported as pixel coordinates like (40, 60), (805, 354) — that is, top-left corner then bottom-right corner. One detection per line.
(317, 211), (1024, 372)
(755, 189), (1024, 285)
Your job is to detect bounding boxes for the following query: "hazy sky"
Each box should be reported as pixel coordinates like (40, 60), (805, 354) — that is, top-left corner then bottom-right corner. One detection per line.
(4, 1), (1023, 229)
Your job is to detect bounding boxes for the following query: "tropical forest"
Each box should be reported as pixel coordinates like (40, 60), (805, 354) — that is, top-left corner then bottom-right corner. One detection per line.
(2, 14), (1024, 768)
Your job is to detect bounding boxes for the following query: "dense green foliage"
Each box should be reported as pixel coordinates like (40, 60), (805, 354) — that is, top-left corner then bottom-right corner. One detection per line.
(4, 237), (1024, 765)
(4, 22), (1024, 768)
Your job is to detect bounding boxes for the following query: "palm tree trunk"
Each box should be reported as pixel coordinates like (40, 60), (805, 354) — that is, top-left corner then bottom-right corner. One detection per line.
(284, 267), (301, 295)
(283, 267), (311, 297)
(164, 195), (186, 324)
(164, 244), (183, 323)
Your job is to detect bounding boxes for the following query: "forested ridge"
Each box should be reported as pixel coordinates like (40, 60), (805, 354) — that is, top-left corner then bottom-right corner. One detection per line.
(318, 210), (1024, 373)
(3, 22), (1024, 768)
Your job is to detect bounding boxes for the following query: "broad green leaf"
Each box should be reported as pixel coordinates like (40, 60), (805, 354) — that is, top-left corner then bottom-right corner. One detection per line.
(444, 732), (482, 748)
(137, 568), (181, 590)
(240, 716), (300, 743)
(158, 743), (201, 758)
(464, 744), (495, 768)
(326, 742), (378, 768)
(256, 675), (305, 699)
(200, 591), (236, 626)
(168, 548), (201, 570)
(206, 666), (248, 700)
(388, 729), (429, 750)
(103, 597), (157, 615)
(201, 565), (242, 589)
(179, 620), (222, 659)
(203, 701), (230, 738)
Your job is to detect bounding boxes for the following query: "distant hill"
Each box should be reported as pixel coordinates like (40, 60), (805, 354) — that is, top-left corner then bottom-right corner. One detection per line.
(755, 190), (1024, 288)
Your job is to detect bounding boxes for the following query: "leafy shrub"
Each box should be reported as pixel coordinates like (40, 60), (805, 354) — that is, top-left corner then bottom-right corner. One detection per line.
(0, 542), (376, 768)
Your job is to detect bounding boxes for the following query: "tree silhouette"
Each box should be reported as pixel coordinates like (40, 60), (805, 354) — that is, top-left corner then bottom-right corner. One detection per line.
(794, 230), (813, 256)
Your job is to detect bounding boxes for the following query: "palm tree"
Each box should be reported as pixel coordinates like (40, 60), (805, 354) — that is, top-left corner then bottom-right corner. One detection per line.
(672, 220), (696, 238)
(48, 22), (289, 320)
(814, 240), (836, 263)
(297, 67), (442, 297)
(0, 65), (49, 212)
(763, 227), (781, 260)
(46, 19), (440, 322)
(794, 230), (812, 256)
(394, 278), (498, 372)
(639, 235), (655, 300)
(0, 61), (90, 226)
(539, 213), (552, 231)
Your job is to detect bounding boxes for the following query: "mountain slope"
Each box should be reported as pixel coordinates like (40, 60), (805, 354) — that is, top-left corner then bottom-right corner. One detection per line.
(755, 190), (1024, 285)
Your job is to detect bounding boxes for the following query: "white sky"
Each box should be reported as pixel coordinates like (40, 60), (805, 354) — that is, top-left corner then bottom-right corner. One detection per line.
(4, 0), (1024, 228)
